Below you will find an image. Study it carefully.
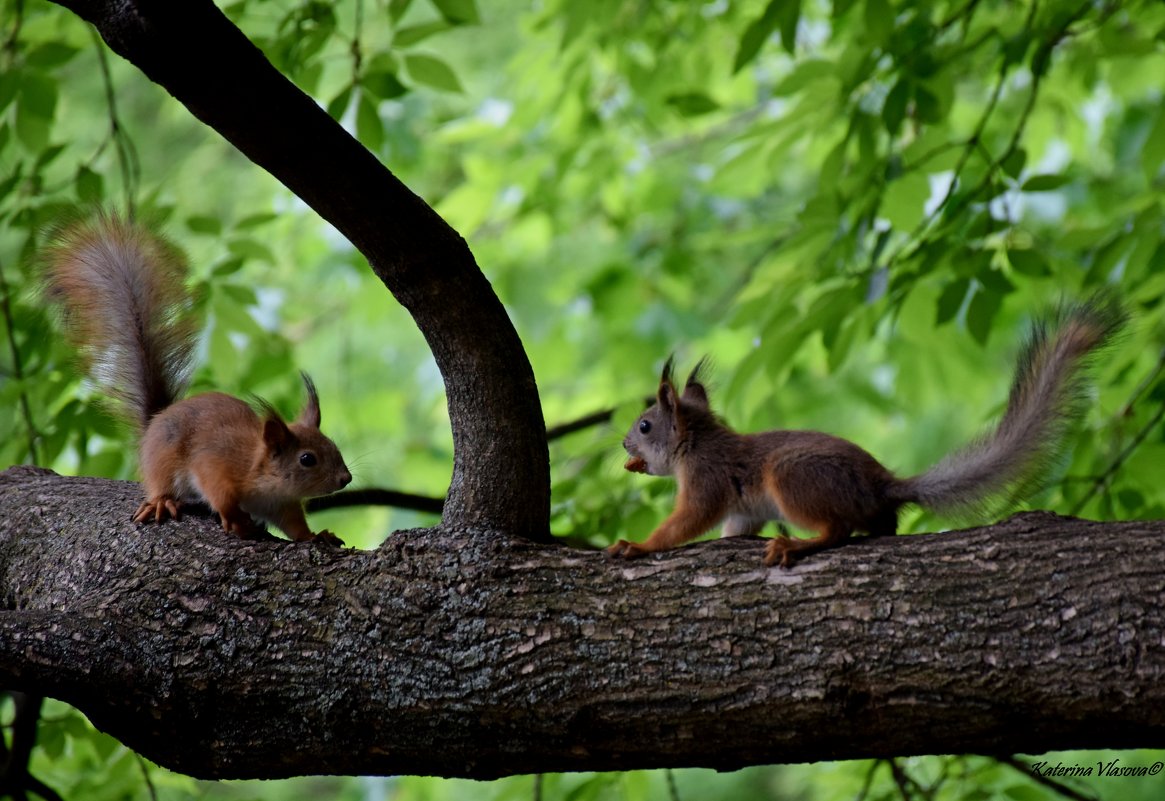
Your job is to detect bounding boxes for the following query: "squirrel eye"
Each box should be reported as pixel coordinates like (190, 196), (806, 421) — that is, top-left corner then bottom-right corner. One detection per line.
(638, 419), (652, 434)
(299, 452), (318, 468)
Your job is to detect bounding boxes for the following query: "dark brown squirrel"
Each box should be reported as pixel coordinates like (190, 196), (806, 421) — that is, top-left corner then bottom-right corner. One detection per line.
(44, 212), (352, 544)
(610, 298), (1125, 567)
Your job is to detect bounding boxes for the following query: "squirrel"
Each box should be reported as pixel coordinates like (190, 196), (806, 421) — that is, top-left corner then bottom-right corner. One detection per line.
(43, 212), (352, 544)
(609, 298), (1125, 567)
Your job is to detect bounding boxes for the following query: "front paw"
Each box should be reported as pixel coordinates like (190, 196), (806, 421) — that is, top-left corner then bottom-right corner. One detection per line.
(763, 536), (795, 569)
(312, 529), (345, 547)
(607, 539), (650, 558)
(222, 511), (267, 539)
(132, 496), (181, 524)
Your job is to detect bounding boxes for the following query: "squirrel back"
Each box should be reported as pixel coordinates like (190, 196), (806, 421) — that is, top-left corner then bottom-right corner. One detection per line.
(44, 213), (195, 432)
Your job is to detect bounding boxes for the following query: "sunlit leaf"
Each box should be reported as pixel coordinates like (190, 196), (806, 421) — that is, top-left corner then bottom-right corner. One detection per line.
(404, 54), (463, 93)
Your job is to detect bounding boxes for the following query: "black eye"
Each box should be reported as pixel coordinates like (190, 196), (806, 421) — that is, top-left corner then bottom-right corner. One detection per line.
(638, 419), (652, 434)
(299, 452), (317, 467)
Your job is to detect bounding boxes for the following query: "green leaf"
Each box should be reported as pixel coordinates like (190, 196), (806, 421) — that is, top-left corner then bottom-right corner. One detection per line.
(1007, 249), (1051, 276)
(1021, 173), (1071, 192)
(237, 212), (278, 230)
(1003, 784), (1052, 801)
(186, 215), (223, 235)
(394, 21), (451, 47)
(212, 256), (246, 277)
(778, 0), (801, 55)
(975, 264), (1015, 295)
(363, 69), (408, 100)
(1000, 148), (1027, 180)
(326, 85), (353, 120)
(935, 278), (969, 325)
(913, 83), (943, 123)
(15, 71), (57, 151)
(0, 73), (17, 114)
(25, 43), (79, 68)
(966, 286), (1002, 345)
(733, 0), (782, 74)
(880, 171), (930, 231)
(227, 238), (276, 265)
(772, 59), (835, 96)
(1143, 106), (1165, 180)
(864, 0), (892, 44)
(882, 78), (910, 135)
(665, 92), (720, 117)
(432, 0), (480, 24)
(355, 92), (385, 150)
(389, 0), (413, 22)
(405, 54), (463, 93)
(74, 166), (102, 203)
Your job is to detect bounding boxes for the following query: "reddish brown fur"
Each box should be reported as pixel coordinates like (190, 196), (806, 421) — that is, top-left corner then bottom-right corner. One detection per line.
(612, 300), (1124, 567)
(45, 214), (352, 543)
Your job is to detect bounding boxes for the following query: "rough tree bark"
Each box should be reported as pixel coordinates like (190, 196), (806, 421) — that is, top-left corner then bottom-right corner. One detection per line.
(48, 0), (550, 539)
(2, 466), (1164, 779)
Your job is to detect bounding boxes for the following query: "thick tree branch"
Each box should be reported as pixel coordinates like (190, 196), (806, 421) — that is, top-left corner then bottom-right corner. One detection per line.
(49, 0), (549, 539)
(3, 466), (1164, 780)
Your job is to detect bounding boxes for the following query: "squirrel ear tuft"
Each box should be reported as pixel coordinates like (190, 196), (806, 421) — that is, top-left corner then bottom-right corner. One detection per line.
(683, 357), (711, 407)
(296, 372), (322, 429)
(659, 355), (676, 388)
(657, 355), (678, 413)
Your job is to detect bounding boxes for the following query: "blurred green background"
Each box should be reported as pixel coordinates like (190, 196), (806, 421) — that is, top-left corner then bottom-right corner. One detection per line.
(2, 0), (1164, 798)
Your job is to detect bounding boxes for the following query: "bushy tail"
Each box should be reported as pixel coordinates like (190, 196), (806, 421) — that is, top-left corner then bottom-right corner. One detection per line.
(43, 213), (196, 432)
(889, 296), (1126, 516)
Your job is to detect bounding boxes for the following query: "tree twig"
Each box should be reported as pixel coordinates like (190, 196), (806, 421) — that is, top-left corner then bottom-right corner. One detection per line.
(0, 258), (40, 465)
(995, 756), (1098, 801)
(307, 403), (633, 514)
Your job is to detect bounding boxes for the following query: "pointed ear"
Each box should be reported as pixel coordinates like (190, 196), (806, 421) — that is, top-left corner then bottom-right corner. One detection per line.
(683, 357), (710, 408)
(658, 381), (679, 416)
(657, 355), (677, 414)
(659, 355), (675, 388)
(296, 371), (321, 429)
(260, 402), (294, 455)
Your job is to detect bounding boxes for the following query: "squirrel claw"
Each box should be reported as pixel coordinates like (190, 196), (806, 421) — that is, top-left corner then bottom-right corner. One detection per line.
(221, 511), (267, 539)
(312, 529), (344, 547)
(132, 497), (181, 525)
(763, 537), (794, 569)
(607, 539), (649, 558)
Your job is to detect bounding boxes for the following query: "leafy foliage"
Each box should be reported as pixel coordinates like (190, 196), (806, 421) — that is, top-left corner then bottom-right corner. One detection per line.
(2, 0), (1164, 797)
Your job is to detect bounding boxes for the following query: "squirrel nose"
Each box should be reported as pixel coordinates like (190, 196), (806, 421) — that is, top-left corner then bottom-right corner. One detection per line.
(339, 470), (352, 488)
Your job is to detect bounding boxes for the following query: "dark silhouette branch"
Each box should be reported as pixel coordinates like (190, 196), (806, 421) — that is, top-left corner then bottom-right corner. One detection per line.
(995, 756), (1098, 801)
(0, 692), (63, 801)
(306, 487), (444, 516)
(308, 405), (627, 514)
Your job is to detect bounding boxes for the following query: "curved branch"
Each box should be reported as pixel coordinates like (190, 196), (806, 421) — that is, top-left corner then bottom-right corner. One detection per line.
(50, 0), (549, 539)
(3, 467), (1165, 780)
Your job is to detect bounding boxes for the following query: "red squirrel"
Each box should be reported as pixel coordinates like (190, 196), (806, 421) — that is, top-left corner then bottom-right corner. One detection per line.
(610, 299), (1124, 567)
(44, 213), (352, 544)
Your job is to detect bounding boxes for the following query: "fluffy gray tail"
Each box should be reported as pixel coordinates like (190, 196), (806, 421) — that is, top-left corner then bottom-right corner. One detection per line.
(43, 213), (196, 432)
(889, 296), (1125, 516)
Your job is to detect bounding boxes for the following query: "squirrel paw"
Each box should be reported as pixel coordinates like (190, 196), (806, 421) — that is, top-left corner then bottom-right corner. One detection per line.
(132, 497), (182, 524)
(312, 529), (345, 547)
(220, 511), (267, 539)
(762, 536), (795, 569)
(607, 539), (650, 558)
